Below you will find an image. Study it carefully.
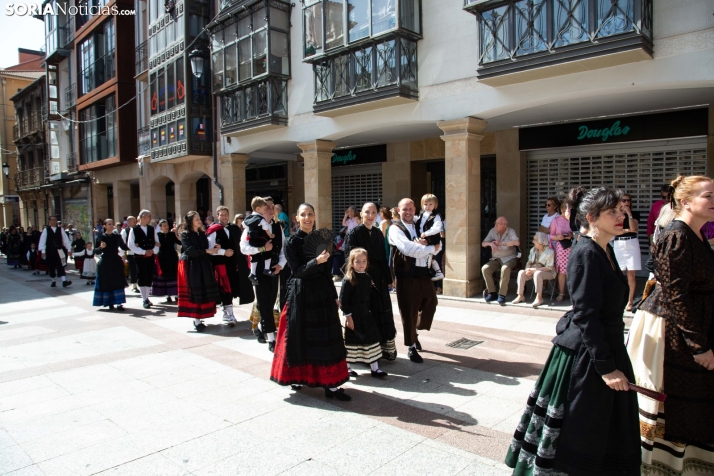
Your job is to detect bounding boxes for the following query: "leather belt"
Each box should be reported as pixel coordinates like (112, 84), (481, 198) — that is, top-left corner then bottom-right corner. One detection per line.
(614, 235), (637, 241)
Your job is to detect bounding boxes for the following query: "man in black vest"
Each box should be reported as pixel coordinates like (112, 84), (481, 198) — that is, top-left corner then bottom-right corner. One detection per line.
(388, 198), (440, 363)
(240, 197), (286, 352)
(127, 209), (160, 308)
(38, 215), (73, 287)
(207, 206), (255, 324)
(121, 216), (140, 293)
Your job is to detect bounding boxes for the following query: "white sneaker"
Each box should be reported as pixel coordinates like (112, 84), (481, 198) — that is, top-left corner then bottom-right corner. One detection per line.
(431, 271), (445, 281)
(222, 310), (231, 322)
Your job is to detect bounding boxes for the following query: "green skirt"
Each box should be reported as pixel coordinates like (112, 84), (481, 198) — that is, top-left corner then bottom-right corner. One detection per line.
(505, 345), (575, 475)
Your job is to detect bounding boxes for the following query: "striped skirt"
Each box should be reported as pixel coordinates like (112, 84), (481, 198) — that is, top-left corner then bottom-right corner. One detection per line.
(345, 341), (383, 364)
(381, 339), (397, 361)
(177, 261), (216, 319)
(151, 270), (177, 297)
(93, 288), (126, 307)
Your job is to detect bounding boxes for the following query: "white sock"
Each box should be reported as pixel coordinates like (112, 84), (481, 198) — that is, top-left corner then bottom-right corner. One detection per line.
(224, 304), (233, 316)
(194, 318), (201, 325)
(370, 362), (379, 372)
(52, 278), (56, 282)
(140, 287), (149, 300)
(347, 364), (352, 370)
(410, 343), (417, 349)
(265, 332), (275, 342)
(250, 261), (258, 275)
(61, 276), (67, 282)
(431, 259), (441, 272)
(328, 387), (337, 392)
(257, 323), (262, 331)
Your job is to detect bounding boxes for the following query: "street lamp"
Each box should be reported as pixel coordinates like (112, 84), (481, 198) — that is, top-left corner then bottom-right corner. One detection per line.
(189, 49), (206, 79)
(2, 162), (9, 178)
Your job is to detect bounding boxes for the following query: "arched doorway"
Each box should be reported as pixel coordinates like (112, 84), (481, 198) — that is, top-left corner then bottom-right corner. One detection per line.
(149, 175), (174, 220)
(176, 172), (213, 223)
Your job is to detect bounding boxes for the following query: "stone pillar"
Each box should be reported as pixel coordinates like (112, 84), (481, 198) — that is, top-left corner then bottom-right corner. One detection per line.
(382, 142), (412, 208)
(298, 140), (336, 230)
(708, 106), (714, 177)
(93, 184), (109, 223)
(115, 180), (132, 221)
(174, 179), (196, 225)
(438, 117), (488, 298)
(495, 129), (526, 240)
(220, 153), (249, 215)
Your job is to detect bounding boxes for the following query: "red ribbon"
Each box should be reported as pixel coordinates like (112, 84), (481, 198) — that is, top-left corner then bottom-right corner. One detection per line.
(154, 255), (163, 277)
(214, 264), (231, 293)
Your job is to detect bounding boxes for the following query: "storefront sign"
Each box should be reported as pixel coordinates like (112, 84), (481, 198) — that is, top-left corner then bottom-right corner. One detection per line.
(520, 108), (708, 150)
(331, 145), (387, 167)
(2, 195), (20, 203)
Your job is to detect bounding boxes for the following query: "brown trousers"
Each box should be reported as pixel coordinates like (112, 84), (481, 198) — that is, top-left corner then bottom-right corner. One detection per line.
(395, 275), (438, 346)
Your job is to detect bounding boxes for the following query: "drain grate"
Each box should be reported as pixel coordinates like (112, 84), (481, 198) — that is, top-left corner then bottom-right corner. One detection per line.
(446, 338), (485, 350)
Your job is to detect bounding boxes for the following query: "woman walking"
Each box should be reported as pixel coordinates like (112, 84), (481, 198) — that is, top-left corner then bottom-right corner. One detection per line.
(151, 219), (180, 303)
(505, 187), (641, 475)
(270, 203), (351, 401)
(177, 211), (220, 331)
(5, 225), (22, 268)
(628, 175), (714, 475)
(344, 202), (398, 361)
(93, 219), (129, 311)
(549, 201), (573, 302)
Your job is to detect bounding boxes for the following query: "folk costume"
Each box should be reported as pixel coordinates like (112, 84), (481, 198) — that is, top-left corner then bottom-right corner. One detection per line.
(27, 247), (38, 273)
(6, 231), (22, 267)
(151, 231), (180, 300)
(93, 232), (128, 308)
(177, 230), (220, 326)
(344, 223), (398, 360)
(505, 235), (641, 475)
(339, 272), (385, 365)
(270, 229), (349, 389)
(388, 221), (438, 361)
(121, 227), (139, 292)
(628, 220), (714, 475)
(81, 248), (97, 283)
(416, 209), (444, 278)
(207, 221), (255, 323)
(38, 226), (73, 286)
(243, 213), (273, 279)
(72, 237), (86, 274)
(127, 224), (159, 307)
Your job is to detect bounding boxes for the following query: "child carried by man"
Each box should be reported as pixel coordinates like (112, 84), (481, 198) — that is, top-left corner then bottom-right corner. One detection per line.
(244, 196), (275, 285)
(418, 194), (445, 281)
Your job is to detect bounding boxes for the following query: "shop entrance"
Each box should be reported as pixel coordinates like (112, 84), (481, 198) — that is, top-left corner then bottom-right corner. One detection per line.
(196, 177), (211, 216)
(245, 163), (289, 215)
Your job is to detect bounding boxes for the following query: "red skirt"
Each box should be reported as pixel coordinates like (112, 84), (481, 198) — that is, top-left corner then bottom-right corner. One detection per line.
(74, 258), (85, 274)
(177, 261), (216, 319)
(270, 305), (349, 389)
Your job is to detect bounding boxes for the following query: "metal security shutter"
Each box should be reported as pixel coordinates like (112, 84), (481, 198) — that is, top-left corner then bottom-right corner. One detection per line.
(331, 164), (383, 232)
(526, 138), (707, 254)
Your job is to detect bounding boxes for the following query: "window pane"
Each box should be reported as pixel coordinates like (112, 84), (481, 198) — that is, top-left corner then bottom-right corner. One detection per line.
(160, 125), (167, 145)
(269, 31), (289, 75)
(152, 128), (158, 148)
(167, 62), (176, 109)
(176, 57), (185, 105)
(271, 6), (289, 31)
(239, 38), (251, 80)
(212, 50), (224, 89)
(325, 0), (344, 50)
(150, 72), (157, 115)
(348, 0), (369, 42)
(224, 43), (237, 86)
(400, 0), (420, 34)
(158, 68), (166, 111)
(157, 25), (165, 51)
(238, 13), (250, 37)
(253, 30), (267, 76)
(192, 69), (207, 104)
(177, 119), (186, 141)
(372, 0), (396, 35)
(168, 122), (176, 143)
(304, 1), (323, 57)
(192, 117), (210, 140)
(252, 8), (267, 31)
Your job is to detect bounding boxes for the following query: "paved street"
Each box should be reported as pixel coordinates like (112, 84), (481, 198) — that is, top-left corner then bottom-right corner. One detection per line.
(0, 264), (568, 476)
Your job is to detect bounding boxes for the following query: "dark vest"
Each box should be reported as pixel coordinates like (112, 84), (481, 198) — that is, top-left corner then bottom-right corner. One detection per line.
(416, 210), (441, 246)
(133, 225), (155, 251)
(390, 221), (418, 278)
(46, 227), (65, 252)
(212, 226), (232, 266)
(269, 222), (283, 266)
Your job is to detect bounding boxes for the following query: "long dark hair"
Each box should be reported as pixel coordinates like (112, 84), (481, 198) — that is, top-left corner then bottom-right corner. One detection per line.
(184, 211), (203, 232)
(296, 203), (316, 231)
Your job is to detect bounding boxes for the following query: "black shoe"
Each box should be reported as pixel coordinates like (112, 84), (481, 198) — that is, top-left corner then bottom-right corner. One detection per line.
(263, 269), (275, 277)
(50, 281), (56, 287)
(253, 327), (266, 343)
(109, 305), (114, 310)
(484, 292), (498, 303)
(497, 295), (507, 306)
(194, 320), (206, 332)
(415, 339), (422, 351)
(165, 296), (172, 303)
(324, 388), (351, 401)
(382, 351), (397, 361)
(371, 369), (388, 378)
(408, 347), (424, 363)
(268, 341), (276, 353)
(348, 369), (358, 378)
(116, 305), (124, 311)
(290, 385), (302, 391)
(62, 281), (72, 287)
(143, 300), (151, 309)
(248, 274), (260, 286)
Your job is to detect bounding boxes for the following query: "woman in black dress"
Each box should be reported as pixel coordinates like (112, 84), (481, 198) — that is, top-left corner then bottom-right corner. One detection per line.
(344, 202), (398, 360)
(177, 211), (220, 331)
(151, 219), (180, 303)
(71, 232), (86, 275)
(93, 219), (129, 311)
(270, 203), (351, 401)
(5, 225), (23, 268)
(506, 187), (641, 475)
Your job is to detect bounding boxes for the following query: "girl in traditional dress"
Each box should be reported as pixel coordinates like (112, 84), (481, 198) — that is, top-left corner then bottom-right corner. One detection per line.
(177, 211), (220, 331)
(5, 225), (22, 268)
(344, 202), (398, 361)
(506, 187), (641, 475)
(628, 175), (714, 476)
(270, 203), (351, 401)
(152, 219), (180, 303)
(81, 242), (97, 285)
(93, 219), (128, 311)
(72, 232), (86, 274)
(340, 248), (388, 378)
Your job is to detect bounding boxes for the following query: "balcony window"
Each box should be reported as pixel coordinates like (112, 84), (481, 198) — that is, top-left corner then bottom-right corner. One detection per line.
(79, 95), (117, 164)
(78, 19), (116, 96)
(150, 59), (186, 117)
(304, 0), (420, 58)
(464, 0), (653, 79)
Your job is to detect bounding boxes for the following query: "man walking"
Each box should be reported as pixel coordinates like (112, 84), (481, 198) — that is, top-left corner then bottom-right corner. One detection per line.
(207, 206), (255, 324)
(127, 210), (160, 308)
(38, 215), (73, 288)
(121, 216), (140, 293)
(388, 198), (440, 363)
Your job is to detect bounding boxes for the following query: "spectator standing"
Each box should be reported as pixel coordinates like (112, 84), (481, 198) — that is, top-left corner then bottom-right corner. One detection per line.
(342, 206), (359, 232)
(481, 217), (520, 306)
(275, 204), (290, 238)
(233, 213), (245, 230)
(539, 196), (560, 235)
(613, 193), (641, 311)
(550, 201), (573, 301)
(647, 184), (673, 247)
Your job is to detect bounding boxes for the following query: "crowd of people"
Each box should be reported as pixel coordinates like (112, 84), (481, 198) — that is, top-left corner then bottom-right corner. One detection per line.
(2, 176), (713, 475)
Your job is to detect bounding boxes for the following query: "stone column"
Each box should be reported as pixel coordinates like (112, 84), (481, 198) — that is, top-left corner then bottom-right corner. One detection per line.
(382, 142), (412, 208)
(298, 140), (336, 230)
(93, 184), (109, 223)
(115, 180), (132, 221)
(220, 153), (249, 215)
(438, 117), (488, 298)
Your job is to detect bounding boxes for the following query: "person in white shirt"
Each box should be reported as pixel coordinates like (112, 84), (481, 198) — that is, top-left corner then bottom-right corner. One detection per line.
(38, 215), (73, 287)
(127, 210), (160, 308)
(121, 216), (139, 293)
(388, 198), (441, 364)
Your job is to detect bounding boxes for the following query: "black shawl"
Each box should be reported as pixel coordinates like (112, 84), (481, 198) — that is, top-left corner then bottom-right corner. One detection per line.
(180, 231), (220, 304)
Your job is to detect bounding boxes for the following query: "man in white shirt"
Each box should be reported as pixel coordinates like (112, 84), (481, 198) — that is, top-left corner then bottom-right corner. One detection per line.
(127, 210), (160, 308)
(38, 215), (73, 288)
(388, 198), (440, 363)
(121, 216), (139, 293)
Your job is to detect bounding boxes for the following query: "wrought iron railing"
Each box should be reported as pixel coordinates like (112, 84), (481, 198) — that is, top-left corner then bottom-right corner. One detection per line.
(311, 35), (418, 109)
(67, 152), (78, 173)
(12, 125), (19, 141)
(59, 17), (75, 48)
(465, 0), (653, 70)
(65, 83), (76, 109)
(135, 40), (148, 76)
(31, 113), (42, 132)
(218, 77), (289, 131)
(16, 167), (45, 190)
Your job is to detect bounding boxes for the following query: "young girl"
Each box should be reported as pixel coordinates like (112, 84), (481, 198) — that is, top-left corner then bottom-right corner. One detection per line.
(418, 194), (445, 281)
(339, 248), (388, 378)
(81, 242), (97, 285)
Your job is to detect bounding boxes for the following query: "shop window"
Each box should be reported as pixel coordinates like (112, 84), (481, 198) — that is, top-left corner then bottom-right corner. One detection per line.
(177, 119), (186, 141)
(167, 63), (176, 109)
(192, 117), (210, 141)
(159, 125), (167, 145)
(168, 122), (177, 143)
(78, 94), (117, 164)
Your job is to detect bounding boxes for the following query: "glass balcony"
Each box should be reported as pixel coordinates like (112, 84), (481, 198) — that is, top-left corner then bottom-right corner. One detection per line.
(218, 77), (288, 133)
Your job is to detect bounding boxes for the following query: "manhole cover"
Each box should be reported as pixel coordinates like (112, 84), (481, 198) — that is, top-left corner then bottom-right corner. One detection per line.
(446, 338), (484, 350)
